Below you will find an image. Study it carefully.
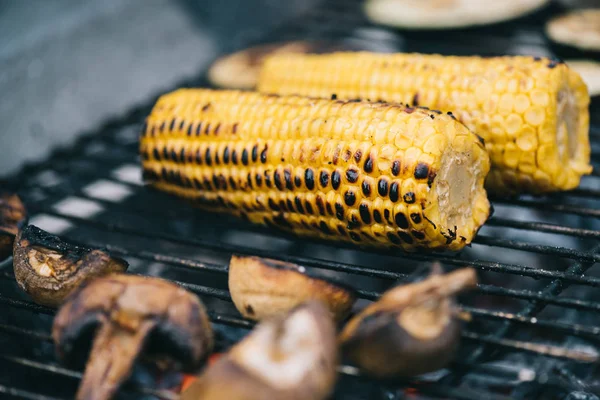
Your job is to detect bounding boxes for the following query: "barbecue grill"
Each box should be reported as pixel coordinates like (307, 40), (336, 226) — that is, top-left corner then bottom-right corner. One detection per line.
(1, 0), (600, 399)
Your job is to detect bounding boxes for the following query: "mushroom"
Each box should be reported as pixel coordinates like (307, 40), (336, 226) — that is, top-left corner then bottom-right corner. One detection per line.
(13, 225), (128, 307)
(229, 255), (357, 322)
(52, 274), (213, 400)
(0, 192), (27, 262)
(339, 265), (477, 378)
(182, 301), (337, 400)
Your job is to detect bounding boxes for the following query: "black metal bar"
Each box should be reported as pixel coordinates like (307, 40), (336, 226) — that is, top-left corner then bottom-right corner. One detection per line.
(487, 218), (600, 239)
(0, 384), (65, 400)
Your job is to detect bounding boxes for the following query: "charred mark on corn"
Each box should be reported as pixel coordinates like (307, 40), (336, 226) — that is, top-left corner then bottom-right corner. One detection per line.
(346, 168), (359, 183)
(305, 169), (315, 190)
(344, 191), (356, 206)
(403, 192), (415, 204)
(378, 179), (389, 197)
(331, 171), (341, 190)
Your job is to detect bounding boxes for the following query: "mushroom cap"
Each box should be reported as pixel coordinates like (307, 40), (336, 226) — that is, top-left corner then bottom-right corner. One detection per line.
(13, 225), (128, 307)
(182, 301), (337, 400)
(229, 255), (357, 321)
(339, 267), (476, 378)
(0, 192), (27, 261)
(52, 274), (213, 371)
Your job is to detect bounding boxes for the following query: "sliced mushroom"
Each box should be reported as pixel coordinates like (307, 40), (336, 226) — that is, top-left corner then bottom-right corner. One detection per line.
(182, 301), (337, 400)
(339, 266), (477, 378)
(13, 225), (128, 307)
(53, 274), (213, 400)
(229, 255), (357, 322)
(0, 192), (27, 262)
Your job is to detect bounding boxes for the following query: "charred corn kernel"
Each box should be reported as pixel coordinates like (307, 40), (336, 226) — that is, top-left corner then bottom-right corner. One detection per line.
(258, 53), (592, 194)
(140, 89), (491, 251)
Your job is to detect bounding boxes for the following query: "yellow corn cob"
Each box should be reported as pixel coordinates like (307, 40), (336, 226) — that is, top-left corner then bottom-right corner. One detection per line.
(258, 52), (592, 194)
(140, 89), (490, 251)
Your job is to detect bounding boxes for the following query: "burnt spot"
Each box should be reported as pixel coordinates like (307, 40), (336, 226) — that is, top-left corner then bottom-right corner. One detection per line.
(395, 213), (409, 229)
(268, 198), (279, 211)
(533, 56), (542, 61)
(378, 179), (389, 197)
(246, 173), (253, 189)
(403, 192), (416, 204)
(326, 203), (334, 216)
(387, 232), (401, 245)
(427, 171), (437, 187)
(392, 160), (401, 176)
(180, 148), (186, 163)
(337, 225), (346, 236)
(305, 201), (313, 215)
(476, 135), (485, 146)
(162, 146), (170, 160)
(344, 191), (356, 206)
(547, 60), (559, 68)
(373, 209), (382, 223)
(412, 230), (425, 240)
(203, 177), (212, 190)
(384, 209), (391, 222)
(359, 203), (371, 224)
(179, 120), (186, 131)
(169, 119), (176, 131)
(294, 197), (304, 214)
(316, 196), (326, 215)
(274, 170), (283, 190)
(331, 171), (341, 190)
(320, 171), (330, 187)
(414, 163), (429, 179)
(364, 154), (374, 173)
(279, 200), (288, 211)
(153, 148), (161, 160)
(430, 115), (435, 120)
(241, 149), (249, 165)
(286, 199), (295, 212)
(362, 180), (372, 196)
(192, 178), (203, 189)
(410, 213), (422, 224)
(273, 214), (292, 229)
(405, 107), (415, 114)
(261, 146), (268, 163)
(294, 175), (302, 188)
(251, 144), (258, 162)
(284, 169), (293, 190)
(346, 167), (359, 183)
(354, 150), (363, 163)
(349, 232), (361, 242)
(187, 149), (194, 163)
(255, 173), (263, 187)
(342, 149), (352, 162)
(232, 123), (238, 134)
(202, 103), (211, 112)
(193, 122), (201, 136)
(319, 221), (331, 235)
(205, 148), (212, 166)
(412, 93), (420, 106)
(389, 182), (399, 202)
(159, 121), (166, 133)
(397, 231), (414, 244)
(204, 123), (211, 135)
(332, 146), (341, 165)
(214, 123), (221, 135)
(140, 122), (148, 137)
(331, 93), (337, 100)
(170, 149), (178, 162)
(214, 150), (221, 165)
(335, 203), (345, 220)
(142, 169), (158, 182)
(305, 169), (315, 190)
(347, 214), (361, 230)
(264, 171), (272, 188)
(212, 174), (220, 189)
(187, 124), (193, 136)
(231, 150), (238, 165)
(223, 146), (230, 163)
(230, 177), (237, 190)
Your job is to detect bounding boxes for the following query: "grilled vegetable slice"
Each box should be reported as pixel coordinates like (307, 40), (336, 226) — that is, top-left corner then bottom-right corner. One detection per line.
(53, 274), (213, 400)
(181, 301), (337, 400)
(229, 255), (356, 321)
(365, 0), (550, 30)
(140, 89), (490, 251)
(258, 52), (592, 194)
(13, 225), (128, 307)
(546, 9), (600, 52)
(339, 266), (477, 378)
(0, 192), (27, 261)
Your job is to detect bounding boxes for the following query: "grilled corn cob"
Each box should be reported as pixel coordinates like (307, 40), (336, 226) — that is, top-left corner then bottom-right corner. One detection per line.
(258, 53), (592, 194)
(140, 89), (491, 251)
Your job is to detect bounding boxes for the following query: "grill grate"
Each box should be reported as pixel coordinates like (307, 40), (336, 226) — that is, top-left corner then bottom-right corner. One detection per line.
(1, 1), (600, 399)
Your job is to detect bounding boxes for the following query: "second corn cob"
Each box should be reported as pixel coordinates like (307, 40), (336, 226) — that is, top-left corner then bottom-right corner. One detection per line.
(258, 52), (592, 194)
(140, 89), (490, 251)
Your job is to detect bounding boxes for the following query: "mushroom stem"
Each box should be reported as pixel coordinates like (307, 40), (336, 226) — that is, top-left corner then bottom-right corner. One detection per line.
(77, 321), (155, 400)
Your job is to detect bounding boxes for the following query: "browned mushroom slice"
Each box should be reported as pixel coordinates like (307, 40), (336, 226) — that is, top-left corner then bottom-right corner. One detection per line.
(182, 301), (337, 400)
(0, 192), (27, 261)
(53, 274), (213, 400)
(339, 266), (477, 378)
(229, 255), (357, 322)
(13, 225), (128, 307)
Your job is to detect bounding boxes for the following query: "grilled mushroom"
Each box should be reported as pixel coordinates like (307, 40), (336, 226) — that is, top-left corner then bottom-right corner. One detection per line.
(229, 255), (356, 321)
(339, 266), (477, 378)
(0, 192), (27, 262)
(13, 225), (128, 307)
(182, 301), (337, 400)
(53, 274), (213, 400)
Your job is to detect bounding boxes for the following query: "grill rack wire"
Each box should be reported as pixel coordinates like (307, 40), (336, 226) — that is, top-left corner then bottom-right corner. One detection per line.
(1, 0), (600, 399)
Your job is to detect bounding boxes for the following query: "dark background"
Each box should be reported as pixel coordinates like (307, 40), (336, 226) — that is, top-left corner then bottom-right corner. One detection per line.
(0, 0), (318, 177)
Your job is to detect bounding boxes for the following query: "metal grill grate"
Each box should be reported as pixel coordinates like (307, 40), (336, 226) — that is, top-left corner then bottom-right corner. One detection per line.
(1, 1), (600, 399)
